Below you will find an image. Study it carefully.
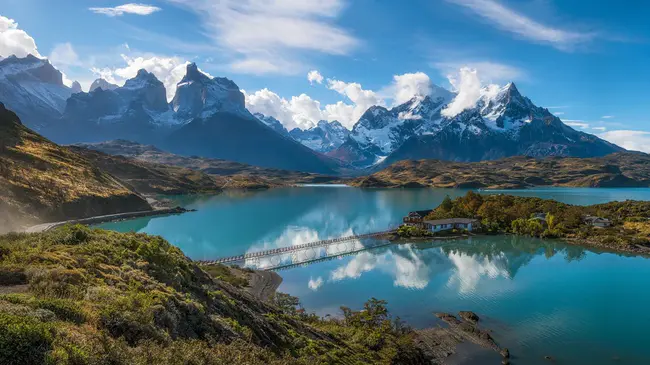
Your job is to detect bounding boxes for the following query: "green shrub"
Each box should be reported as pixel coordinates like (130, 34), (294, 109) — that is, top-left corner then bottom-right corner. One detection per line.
(0, 313), (54, 365)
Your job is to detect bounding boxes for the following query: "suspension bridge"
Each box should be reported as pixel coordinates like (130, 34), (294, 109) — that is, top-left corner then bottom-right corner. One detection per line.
(197, 228), (397, 269)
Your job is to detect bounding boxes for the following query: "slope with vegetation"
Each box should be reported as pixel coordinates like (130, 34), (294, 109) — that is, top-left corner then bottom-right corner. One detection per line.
(426, 192), (650, 253)
(0, 225), (433, 365)
(352, 153), (650, 189)
(0, 103), (151, 232)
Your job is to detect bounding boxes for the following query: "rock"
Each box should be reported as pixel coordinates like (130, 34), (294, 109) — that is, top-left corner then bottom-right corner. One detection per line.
(500, 348), (510, 359)
(544, 355), (554, 361)
(501, 360), (510, 365)
(459, 311), (480, 323)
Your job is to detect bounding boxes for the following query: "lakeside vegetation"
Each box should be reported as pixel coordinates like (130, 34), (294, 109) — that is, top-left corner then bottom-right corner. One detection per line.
(0, 225), (430, 364)
(351, 153), (650, 189)
(425, 192), (650, 253)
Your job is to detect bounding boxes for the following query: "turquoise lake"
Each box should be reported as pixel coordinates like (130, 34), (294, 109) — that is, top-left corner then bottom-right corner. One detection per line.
(97, 187), (650, 364)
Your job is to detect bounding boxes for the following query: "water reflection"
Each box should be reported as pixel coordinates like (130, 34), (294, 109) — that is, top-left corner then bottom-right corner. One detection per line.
(283, 236), (588, 294)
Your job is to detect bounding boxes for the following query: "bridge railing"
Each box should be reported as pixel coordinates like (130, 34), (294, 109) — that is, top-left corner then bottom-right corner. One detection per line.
(198, 227), (398, 266)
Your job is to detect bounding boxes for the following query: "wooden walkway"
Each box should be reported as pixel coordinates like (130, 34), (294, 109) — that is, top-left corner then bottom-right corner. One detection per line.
(198, 229), (395, 265)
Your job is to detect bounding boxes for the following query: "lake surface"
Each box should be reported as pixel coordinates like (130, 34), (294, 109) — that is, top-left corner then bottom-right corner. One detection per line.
(98, 187), (650, 364)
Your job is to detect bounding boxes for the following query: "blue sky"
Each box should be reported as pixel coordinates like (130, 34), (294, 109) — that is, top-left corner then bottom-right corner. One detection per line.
(1, 0), (650, 150)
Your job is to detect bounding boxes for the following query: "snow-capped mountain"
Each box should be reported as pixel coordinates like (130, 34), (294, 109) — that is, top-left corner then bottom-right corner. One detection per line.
(329, 87), (455, 166)
(0, 54), (76, 130)
(44, 62), (341, 173)
(330, 82), (622, 167)
(89, 78), (118, 92)
(254, 113), (289, 136)
(171, 63), (247, 121)
(289, 120), (350, 153)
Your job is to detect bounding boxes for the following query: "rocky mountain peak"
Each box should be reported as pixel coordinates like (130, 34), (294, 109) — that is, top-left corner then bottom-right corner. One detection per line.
(180, 62), (210, 84)
(71, 81), (82, 93)
(89, 78), (119, 92)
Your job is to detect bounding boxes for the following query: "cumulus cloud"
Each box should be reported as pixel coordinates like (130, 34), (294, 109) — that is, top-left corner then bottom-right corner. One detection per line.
(89, 3), (162, 16)
(307, 70), (324, 84)
(598, 130), (650, 153)
(0, 15), (41, 58)
(244, 88), (324, 130)
(441, 67), (484, 117)
(446, 0), (593, 51)
(91, 54), (201, 101)
(168, 0), (358, 74)
(389, 72), (432, 105)
(326, 78), (385, 127)
(433, 61), (525, 84)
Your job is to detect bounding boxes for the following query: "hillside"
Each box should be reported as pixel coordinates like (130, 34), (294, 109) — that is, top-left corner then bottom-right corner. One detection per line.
(0, 103), (151, 232)
(75, 139), (340, 186)
(0, 226), (439, 364)
(351, 153), (650, 189)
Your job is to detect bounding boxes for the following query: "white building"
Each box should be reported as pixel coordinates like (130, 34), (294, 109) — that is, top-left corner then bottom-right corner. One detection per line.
(423, 218), (480, 233)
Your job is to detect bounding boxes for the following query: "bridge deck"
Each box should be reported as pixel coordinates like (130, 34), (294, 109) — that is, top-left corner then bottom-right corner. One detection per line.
(198, 229), (394, 266)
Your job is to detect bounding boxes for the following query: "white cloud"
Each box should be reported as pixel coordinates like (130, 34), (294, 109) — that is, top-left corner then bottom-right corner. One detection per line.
(91, 54), (199, 101)
(553, 111), (565, 116)
(598, 130), (650, 153)
(601, 115), (614, 119)
(389, 72), (432, 105)
(49, 43), (80, 67)
(446, 0), (593, 51)
(441, 67), (484, 117)
(167, 0), (358, 74)
(307, 70), (324, 84)
(0, 15), (41, 58)
(229, 57), (297, 75)
(592, 126), (606, 131)
(327, 78), (384, 127)
(308, 276), (324, 291)
(433, 61), (524, 84)
(563, 119), (590, 129)
(244, 88), (324, 130)
(89, 3), (162, 17)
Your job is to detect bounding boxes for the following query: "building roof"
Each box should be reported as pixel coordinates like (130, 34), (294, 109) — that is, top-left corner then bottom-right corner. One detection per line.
(424, 218), (479, 225)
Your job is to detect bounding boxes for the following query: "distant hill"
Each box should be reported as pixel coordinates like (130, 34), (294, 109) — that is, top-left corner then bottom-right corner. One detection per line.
(351, 153), (650, 189)
(75, 139), (340, 186)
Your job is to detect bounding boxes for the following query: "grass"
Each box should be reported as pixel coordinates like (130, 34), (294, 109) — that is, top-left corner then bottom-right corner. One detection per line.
(0, 225), (429, 364)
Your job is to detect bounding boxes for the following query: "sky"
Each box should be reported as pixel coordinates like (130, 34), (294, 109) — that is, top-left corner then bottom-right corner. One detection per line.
(1, 0), (650, 151)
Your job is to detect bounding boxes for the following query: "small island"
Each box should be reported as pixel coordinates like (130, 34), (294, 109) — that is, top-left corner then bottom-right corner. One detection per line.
(395, 192), (650, 254)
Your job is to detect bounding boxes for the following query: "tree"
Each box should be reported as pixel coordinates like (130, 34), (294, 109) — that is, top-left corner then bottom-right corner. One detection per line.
(440, 195), (453, 211)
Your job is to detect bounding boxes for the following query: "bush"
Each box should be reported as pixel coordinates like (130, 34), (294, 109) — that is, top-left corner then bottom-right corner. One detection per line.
(0, 313), (54, 365)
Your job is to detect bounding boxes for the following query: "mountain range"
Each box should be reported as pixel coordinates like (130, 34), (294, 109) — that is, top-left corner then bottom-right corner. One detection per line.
(0, 54), (625, 174)
(0, 56), (341, 174)
(328, 83), (622, 167)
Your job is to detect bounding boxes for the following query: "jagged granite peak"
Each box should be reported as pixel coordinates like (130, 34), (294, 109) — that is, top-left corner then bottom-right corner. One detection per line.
(119, 69), (168, 112)
(289, 119), (350, 153)
(254, 113), (288, 135)
(171, 62), (246, 120)
(71, 81), (82, 93)
(89, 78), (119, 92)
(0, 54), (73, 130)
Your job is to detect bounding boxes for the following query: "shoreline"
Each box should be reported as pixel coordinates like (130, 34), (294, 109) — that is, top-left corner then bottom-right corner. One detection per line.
(23, 206), (192, 233)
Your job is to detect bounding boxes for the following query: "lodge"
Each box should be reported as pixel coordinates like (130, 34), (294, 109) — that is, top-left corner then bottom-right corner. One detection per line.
(423, 218), (481, 233)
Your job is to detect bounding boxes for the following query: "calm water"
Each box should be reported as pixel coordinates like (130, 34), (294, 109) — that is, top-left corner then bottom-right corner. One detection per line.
(98, 187), (650, 364)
